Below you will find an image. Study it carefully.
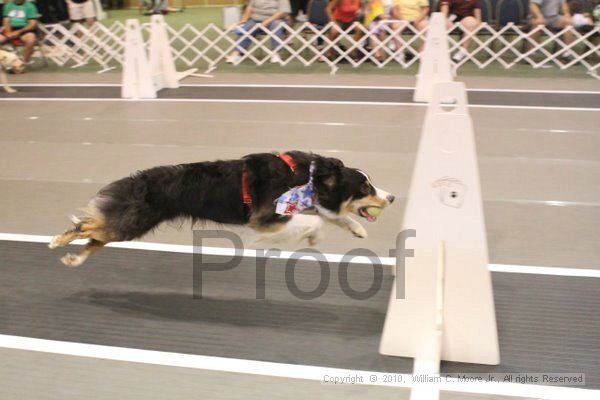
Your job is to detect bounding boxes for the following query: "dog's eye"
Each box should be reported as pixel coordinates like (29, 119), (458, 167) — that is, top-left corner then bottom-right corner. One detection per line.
(361, 182), (371, 195)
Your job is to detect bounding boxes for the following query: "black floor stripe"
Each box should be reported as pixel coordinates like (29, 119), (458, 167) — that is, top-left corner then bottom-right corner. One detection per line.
(1, 86), (599, 108)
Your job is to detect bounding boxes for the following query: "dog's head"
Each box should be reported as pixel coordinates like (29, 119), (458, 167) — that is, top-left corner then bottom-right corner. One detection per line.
(314, 157), (395, 222)
(0, 49), (24, 74)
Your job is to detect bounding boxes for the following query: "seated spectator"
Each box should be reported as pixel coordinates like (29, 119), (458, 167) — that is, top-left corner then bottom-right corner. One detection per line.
(364, 0), (386, 61)
(440, 0), (482, 62)
(0, 0), (39, 65)
(325, 0), (363, 60)
(226, 0), (290, 65)
(66, 0), (96, 27)
(391, 0), (429, 51)
(529, 0), (576, 60)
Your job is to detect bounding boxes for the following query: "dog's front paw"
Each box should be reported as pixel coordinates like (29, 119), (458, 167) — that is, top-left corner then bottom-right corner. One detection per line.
(351, 224), (368, 239)
(60, 253), (84, 267)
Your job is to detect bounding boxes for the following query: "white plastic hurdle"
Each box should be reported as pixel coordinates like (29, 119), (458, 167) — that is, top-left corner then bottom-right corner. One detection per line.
(414, 12), (454, 102)
(380, 12), (500, 400)
(122, 15), (197, 99)
(380, 81), (500, 399)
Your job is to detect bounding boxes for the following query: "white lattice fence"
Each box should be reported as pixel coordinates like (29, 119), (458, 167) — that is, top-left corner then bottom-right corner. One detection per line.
(36, 20), (600, 76)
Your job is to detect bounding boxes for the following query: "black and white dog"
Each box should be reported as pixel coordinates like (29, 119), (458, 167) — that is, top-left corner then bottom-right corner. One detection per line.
(49, 151), (394, 266)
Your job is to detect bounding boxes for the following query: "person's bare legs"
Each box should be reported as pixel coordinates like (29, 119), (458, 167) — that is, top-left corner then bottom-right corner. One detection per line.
(459, 16), (479, 50)
(351, 25), (362, 59)
(554, 14), (574, 57)
(414, 19), (428, 52)
(326, 23), (341, 59)
(530, 16), (574, 59)
(390, 20), (405, 56)
(20, 32), (36, 63)
(527, 16), (546, 56)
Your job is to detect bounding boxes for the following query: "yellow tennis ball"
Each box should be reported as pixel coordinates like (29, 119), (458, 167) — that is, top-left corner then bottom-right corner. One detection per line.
(366, 207), (383, 217)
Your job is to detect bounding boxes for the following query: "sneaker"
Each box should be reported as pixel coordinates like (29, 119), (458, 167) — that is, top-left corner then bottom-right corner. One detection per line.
(530, 50), (545, 59)
(225, 51), (241, 64)
(395, 51), (405, 63)
(561, 49), (576, 61)
(452, 49), (467, 62)
(270, 53), (282, 64)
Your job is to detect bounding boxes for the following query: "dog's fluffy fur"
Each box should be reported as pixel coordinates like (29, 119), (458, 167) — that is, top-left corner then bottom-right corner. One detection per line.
(0, 49), (24, 93)
(49, 151), (394, 266)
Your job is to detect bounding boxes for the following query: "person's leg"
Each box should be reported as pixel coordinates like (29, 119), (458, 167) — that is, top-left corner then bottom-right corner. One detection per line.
(367, 21), (385, 60)
(351, 22), (363, 59)
(390, 20), (404, 55)
(459, 16), (479, 50)
(267, 19), (286, 52)
(236, 19), (259, 52)
(414, 18), (428, 51)
(83, 0), (97, 28)
(528, 17), (545, 48)
(289, 0), (300, 25)
(555, 14), (574, 47)
(326, 21), (342, 58)
(20, 32), (37, 63)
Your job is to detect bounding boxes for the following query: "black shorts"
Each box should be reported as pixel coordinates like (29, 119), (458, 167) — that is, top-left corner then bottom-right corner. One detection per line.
(290, 0), (309, 17)
(0, 26), (39, 44)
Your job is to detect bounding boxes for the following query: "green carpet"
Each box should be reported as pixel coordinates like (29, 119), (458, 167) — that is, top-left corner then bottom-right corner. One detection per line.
(102, 7), (225, 29)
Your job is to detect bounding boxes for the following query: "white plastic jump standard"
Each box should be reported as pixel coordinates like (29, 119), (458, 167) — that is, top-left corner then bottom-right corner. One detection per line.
(413, 13), (454, 102)
(149, 14), (179, 91)
(380, 81), (500, 398)
(121, 19), (156, 99)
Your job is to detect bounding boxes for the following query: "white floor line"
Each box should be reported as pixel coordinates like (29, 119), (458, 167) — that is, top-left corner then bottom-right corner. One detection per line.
(8, 83), (600, 94)
(0, 334), (596, 400)
(0, 97), (598, 111)
(1, 232), (598, 278)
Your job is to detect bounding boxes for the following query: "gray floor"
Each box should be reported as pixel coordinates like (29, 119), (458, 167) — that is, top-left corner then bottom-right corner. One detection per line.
(0, 348), (532, 400)
(2, 241), (600, 388)
(0, 98), (598, 268)
(1, 74), (599, 399)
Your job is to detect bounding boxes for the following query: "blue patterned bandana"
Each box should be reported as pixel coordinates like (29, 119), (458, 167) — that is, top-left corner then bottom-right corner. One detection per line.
(275, 162), (316, 215)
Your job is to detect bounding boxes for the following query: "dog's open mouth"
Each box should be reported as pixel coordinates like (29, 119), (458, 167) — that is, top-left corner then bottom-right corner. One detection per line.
(358, 206), (381, 222)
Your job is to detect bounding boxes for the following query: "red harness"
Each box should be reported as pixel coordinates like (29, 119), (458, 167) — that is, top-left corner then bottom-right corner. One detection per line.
(242, 153), (298, 213)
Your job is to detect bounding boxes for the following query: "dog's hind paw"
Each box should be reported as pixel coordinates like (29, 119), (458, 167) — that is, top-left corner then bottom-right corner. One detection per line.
(60, 253), (84, 267)
(48, 235), (61, 249)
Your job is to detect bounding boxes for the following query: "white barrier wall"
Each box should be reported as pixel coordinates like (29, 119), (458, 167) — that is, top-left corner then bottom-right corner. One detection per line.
(37, 21), (600, 76)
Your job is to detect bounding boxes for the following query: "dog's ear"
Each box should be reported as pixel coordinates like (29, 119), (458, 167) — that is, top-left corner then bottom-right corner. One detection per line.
(315, 157), (344, 189)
